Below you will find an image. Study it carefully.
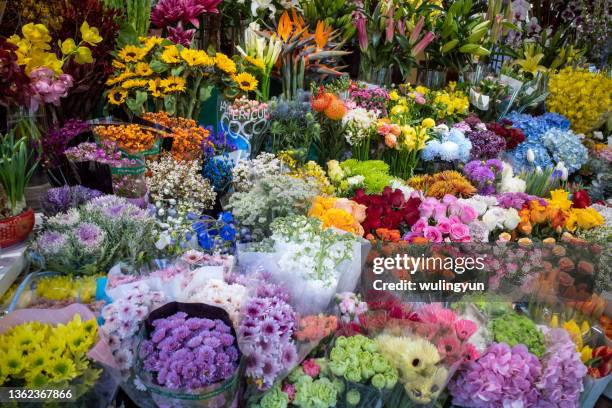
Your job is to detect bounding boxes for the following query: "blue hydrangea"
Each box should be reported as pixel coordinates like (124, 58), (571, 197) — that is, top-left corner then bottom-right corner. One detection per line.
(541, 128), (588, 174)
(505, 139), (553, 172)
(421, 128), (472, 163)
(505, 112), (570, 141)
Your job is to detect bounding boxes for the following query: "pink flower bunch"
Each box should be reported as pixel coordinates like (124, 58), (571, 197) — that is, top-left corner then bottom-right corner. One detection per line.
(29, 67), (73, 111)
(404, 194), (477, 242)
(414, 303), (480, 365)
(151, 0), (222, 46)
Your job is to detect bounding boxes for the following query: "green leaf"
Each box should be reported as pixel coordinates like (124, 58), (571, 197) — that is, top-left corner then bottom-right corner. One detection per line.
(198, 84), (213, 101)
(163, 95), (176, 115)
(170, 66), (185, 76)
(149, 60), (168, 73)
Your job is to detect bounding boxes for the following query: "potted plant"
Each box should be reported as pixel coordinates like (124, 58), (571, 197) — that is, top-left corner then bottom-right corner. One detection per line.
(0, 127), (39, 247)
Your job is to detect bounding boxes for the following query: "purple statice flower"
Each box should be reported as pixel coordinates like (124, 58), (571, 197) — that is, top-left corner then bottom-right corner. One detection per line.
(463, 159), (504, 195)
(537, 328), (587, 407)
(238, 294), (298, 390)
(36, 230), (69, 255)
(467, 130), (507, 160)
(449, 342), (542, 407)
(40, 185), (102, 216)
(142, 313), (239, 391)
(74, 222), (105, 251)
(496, 192), (547, 210)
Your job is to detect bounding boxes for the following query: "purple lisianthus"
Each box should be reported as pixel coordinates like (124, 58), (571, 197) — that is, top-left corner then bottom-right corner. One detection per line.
(74, 222), (105, 251)
(496, 192), (547, 210)
(142, 312), (239, 391)
(463, 159), (504, 195)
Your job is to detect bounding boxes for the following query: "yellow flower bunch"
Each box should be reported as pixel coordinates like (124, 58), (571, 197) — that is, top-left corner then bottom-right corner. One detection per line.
(547, 67), (612, 135)
(408, 171), (477, 198)
(551, 317), (592, 363)
(0, 315), (100, 387)
(546, 189), (604, 232)
(8, 21), (102, 75)
(432, 85), (469, 120)
(35, 275), (98, 303)
(289, 161), (334, 195)
(308, 196), (365, 235)
(15, 0), (64, 32)
(107, 38), (250, 118)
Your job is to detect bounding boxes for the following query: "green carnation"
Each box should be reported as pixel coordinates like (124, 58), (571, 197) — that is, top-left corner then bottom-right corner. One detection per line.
(294, 377), (338, 408)
(371, 373), (387, 389)
(491, 313), (545, 357)
(258, 384), (289, 408)
(346, 389), (361, 406)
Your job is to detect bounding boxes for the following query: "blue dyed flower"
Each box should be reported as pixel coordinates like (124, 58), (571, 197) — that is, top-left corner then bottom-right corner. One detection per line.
(220, 225), (236, 241)
(219, 212), (234, 224)
(197, 231), (213, 250)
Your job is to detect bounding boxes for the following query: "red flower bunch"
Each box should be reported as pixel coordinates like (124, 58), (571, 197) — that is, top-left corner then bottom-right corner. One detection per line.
(487, 119), (526, 149)
(352, 187), (421, 235)
(572, 189), (591, 209)
(588, 346), (612, 378)
(0, 38), (30, 108)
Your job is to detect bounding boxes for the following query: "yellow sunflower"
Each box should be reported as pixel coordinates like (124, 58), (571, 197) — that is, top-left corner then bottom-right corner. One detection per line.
(161, 45), (181, 63)
(106, 70), (136, 86)
(215, 53), (237, 75)
(160, 76), (186, 93)
(121, 78), (148, 89)
(180, 48), (215, 67)
(117, 45), (146, 62)
(233, 72), (258, 92)
(135, 62), (154, 76)
(245, 55), (265, 71)
(140, 36), (164, 52)
(112, 59), (126, 69)
(108, 88), (128, 105)
(148, 78), (163, 97)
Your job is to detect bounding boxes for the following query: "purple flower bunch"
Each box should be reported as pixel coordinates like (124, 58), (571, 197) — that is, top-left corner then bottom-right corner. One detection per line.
(495, 192), (547, 210)
(42, 119), (89, 168)
(463, 159), (504, 195)
(140, 312), (239, 391)
(64, 141), (127, 166)
(40, 185), (102, 216)
(537, 328), (587, 407)
(151, 0), (222, 46)
(238, 286), (298, 390)
(448, 343), (542, 407)
(348, 84), (389, 116)
(466, 129), (507, 160)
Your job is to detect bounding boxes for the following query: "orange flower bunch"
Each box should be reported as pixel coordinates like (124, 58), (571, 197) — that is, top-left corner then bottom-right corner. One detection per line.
(365, 228), (402, 242)
(143, 111), (211, 161)
(311, 89), (346, 120)
(295, 314), (338, 342)
(94, 124), (156, 153)
(408, 171), (476, 198)
(308, 196), (366, 235)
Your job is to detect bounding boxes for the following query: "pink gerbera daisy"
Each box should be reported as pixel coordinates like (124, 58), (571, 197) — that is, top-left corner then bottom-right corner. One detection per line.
(454, 319), (478, 341)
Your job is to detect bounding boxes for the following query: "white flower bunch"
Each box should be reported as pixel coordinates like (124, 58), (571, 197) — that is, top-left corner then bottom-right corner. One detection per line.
(458, 195), (520, 242)
(182, 278), (248, 324)
(100, 282), (166, 372)
(342, 107), (377, 146)
(147, 154), (216, 213)
(270, 215), (358, 286)
(499, 162), (526, 193)
(232, 152), (281, 192)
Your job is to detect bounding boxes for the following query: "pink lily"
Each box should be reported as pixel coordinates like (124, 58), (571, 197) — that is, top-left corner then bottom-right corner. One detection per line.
(397, 19), (406, 36)
(355, 15), (368, 51)
(411, 31), (435, 57)
(409, 16), (425, 45)
(385, 5), (395, 43)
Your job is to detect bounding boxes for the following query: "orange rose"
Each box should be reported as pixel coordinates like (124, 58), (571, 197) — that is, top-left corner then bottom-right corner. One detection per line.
(577, 260), (594, 275)
(558, 257), (575, 271)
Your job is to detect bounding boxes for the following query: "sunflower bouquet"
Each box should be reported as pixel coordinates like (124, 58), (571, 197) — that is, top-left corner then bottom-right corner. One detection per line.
(106, 36), (254, 119)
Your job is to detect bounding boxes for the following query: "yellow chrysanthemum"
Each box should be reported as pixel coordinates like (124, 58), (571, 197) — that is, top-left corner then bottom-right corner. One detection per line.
(215, 53), (237, 74)
(180, 48), (215, 67)
(121, 78), (148, 89)
(134, 62), (154, 76)
(160, 76), (186, 93)
(118, 45), (146, 62)
(48, 357), (78, 382)
(107, 88), (128, 105)
(233, 72), (258, 91)
(161, 45), (181, 63)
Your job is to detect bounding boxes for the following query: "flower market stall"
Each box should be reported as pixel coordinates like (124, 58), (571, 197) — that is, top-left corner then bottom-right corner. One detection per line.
(0, 0), (611, 406)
